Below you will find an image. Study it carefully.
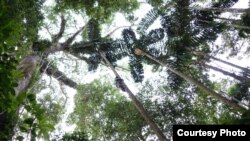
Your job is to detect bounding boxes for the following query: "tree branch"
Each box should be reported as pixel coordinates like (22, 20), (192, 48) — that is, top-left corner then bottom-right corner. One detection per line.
(40, 60), (78, 89)
(104, 25), (133, 38)
(44, 21), (90, 55)
(134, 48), (248, 111)
(52, 15), (66, 43)
(62, 20), (90, 48)
(67, 51), (130, 72)
(99, 51), (168, 141)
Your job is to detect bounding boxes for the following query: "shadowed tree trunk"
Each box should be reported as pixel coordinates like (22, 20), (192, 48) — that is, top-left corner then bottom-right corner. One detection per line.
(134, 48), (248, 111)
(209, 56), (250, 73)
(196, 19), (250, 30)
(204, 64), (250, 82)
(40, 60), (78, 88)
(15, 17), (88, 95)
(191, 7), (250, 13)
(99, 51), (168, 141)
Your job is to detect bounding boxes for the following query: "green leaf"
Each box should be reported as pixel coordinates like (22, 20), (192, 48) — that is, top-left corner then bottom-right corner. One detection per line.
(16, 136), (24, 141)
(27, 93), (36, 102)
(19, 125), (28, 132)
(16, 92), (27, 103)
(24, 118), (35, 125)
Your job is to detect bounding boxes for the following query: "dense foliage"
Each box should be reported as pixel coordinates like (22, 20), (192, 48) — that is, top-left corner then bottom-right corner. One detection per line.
(1, 0), (250, 140)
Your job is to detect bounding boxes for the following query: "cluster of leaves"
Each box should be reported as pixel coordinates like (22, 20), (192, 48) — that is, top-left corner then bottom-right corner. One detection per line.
(239, 13), (250, 38)
(60, 131), (88, 141)
(69, 78), (242, 140)
(136, 78), (242, 139)
(40, 1), (250, 141)
(0, 53), (20, 140)
(0, 0), (44, 140)
(228, 82), (250, 102)
(55, 0), (139, 22)
(69, 80), (146, 141)
(15, 92), (58, 141)
(68, 0), (250, 89)
(70, 20), (146, 82)
(52, 131), (88, 141)
(2, 0), (250, 140)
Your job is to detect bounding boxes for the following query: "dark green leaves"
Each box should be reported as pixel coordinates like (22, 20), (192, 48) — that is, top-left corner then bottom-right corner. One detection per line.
(213, 0), (239, 8)
(71, 81), (145, 140)
(121, 28), (145, 82)
(55, 0), (139, 22)
(129, 56), (144, 83)
(239, 13), (250, 38)
(87, 19), (101, 42)
(137, 8), (161, 35)
(122, 28), (137, 46)
(60, 131), (88, 141)
(88, 53), (102, 71)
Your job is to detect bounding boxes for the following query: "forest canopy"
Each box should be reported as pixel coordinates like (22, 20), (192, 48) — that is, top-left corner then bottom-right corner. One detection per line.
(0, 0), (250, 141)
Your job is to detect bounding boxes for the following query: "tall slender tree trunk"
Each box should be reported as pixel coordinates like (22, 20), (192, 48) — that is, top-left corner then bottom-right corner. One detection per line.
(134, 48), (248, 111)
(213, 16), (241, 22)
(191, 7), (250, 13)
(196, 19), (250, 30)
(205, 64), (250, 82)
(192, 51), (250, 74)
(99, 51), (168, 141)
(209, 56), (250, 73)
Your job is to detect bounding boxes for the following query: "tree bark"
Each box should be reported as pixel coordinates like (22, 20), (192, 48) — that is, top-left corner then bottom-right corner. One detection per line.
(15, 55), (41, 95)
(16, 20), (88, 95)
(196, 19), (250, 30)
(99, 51), (168, 141)
(192, 7), (250, 14)
(205, 64), (250, 82)
(136, 49), (248, 111)
(213, 16), (241, 22)
(209, 56), (250, 73)
(40, 60), (77, 89)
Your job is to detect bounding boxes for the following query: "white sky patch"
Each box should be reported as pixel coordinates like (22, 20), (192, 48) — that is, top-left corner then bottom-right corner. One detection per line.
(233, 0), (249, 8)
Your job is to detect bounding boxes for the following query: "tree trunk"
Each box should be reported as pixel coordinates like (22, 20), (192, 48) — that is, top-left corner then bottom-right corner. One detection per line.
(40, 60), (78, 88)
(136, 49), (248, 111)
(213, 16), (241, 22)
(192, 7), (250, 14)
(15, 20), (88, 95)
(205, 64), (250, 82)
(196, 19), (250, 30)
(210, 56), (250, 73)
(99, 51), (168, 141)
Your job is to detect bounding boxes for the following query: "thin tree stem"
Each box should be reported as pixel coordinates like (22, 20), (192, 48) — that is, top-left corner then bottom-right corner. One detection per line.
(210, 56), (250, 73)
(191, 7), (250, 13)
(205, 64), (250, 82)
(138, 49), (248, 111)
(196, 19), (250, 30)
(99, 51), (168, 141)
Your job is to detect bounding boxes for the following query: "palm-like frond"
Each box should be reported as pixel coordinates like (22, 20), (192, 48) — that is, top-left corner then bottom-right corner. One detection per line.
(101, 40), (129, 67)
(139, 28), (165, 57)
(239, 13), (250, 38)
(69, 0), (241, 83)
(212, 0), (239, 8)
(137, 8), (161, 35)
(87, 19), (101, 41)
(129, 55), (144, 83)
(122, 28), (137, 47)
(88, 53), (102, 71)
(141, 28), (165, 45)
